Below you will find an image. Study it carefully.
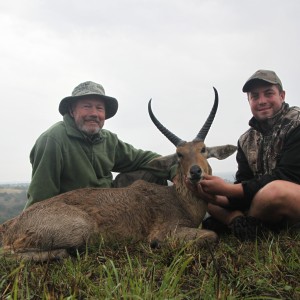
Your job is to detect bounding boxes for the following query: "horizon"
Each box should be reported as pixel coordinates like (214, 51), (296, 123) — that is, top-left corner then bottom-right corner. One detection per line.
(0, 170), (236, 186)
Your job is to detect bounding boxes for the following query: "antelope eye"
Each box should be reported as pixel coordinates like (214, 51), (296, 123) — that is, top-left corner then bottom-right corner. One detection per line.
(177, 153), (183, 159)
(201, 147), (206, 153)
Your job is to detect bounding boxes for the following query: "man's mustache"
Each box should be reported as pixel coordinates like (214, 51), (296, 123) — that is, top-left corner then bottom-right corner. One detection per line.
(84, 117), (100, 124)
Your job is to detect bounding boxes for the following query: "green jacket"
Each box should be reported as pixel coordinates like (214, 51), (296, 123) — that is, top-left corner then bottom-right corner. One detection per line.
(26, 114), (171, 207)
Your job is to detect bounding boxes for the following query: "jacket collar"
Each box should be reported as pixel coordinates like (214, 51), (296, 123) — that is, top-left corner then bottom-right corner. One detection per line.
(63, 114), (104, 143)
(249, 102), (289, 134)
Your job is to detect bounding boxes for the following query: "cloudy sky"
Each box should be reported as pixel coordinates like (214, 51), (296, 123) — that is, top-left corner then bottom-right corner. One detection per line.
(0, 0), (299, 183)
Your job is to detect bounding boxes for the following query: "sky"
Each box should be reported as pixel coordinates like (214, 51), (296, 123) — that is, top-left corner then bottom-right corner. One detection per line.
(0, 0), (299, 183)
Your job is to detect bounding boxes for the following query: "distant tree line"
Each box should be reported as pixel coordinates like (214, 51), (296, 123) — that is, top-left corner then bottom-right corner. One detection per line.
(0, 184), (28, 223)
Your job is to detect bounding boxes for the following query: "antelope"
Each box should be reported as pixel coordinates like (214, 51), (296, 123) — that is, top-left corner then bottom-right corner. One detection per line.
(0, 88), (236, 261)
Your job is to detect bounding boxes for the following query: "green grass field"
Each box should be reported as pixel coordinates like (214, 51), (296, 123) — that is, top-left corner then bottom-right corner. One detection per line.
(1, 230), (299, 299)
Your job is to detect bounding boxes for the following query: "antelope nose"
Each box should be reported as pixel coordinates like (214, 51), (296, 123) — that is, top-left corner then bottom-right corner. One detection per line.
(190, 165), (202, 180)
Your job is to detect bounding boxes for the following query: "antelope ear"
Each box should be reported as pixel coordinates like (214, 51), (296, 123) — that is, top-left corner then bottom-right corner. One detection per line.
(206, 144), (237, 160)
(147, 154), (177, 170)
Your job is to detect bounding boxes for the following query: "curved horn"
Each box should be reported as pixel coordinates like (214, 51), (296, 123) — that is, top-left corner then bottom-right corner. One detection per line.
(193, 87), (219, 142)
(148, 99), (186, 147)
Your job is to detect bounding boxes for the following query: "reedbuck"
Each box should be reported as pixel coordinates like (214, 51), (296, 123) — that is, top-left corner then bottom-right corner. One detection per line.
(0, 88), (236, 261)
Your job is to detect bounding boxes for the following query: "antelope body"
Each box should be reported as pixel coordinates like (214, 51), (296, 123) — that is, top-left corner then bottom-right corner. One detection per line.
(0, 88), (236, 261)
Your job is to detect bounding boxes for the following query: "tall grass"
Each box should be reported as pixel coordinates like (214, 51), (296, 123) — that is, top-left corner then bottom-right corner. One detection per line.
(1, 230), (299, 299)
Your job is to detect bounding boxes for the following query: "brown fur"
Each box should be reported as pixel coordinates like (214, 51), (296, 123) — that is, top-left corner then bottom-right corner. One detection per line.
(0, 142), (236, 261)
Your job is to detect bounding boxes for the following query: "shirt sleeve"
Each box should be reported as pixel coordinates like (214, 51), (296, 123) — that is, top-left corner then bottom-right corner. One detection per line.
(112, 138), (172, 179)
(228, 126), (300, 209)
(25, 136), (63, 208)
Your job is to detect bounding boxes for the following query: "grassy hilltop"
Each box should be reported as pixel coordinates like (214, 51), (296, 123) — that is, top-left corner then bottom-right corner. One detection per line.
(0, 184), (299, 299)
(0, 184), (28, 223)
(0, 231), (299, 299)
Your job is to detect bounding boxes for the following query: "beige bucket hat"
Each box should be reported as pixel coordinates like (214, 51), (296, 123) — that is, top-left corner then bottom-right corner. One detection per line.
(59, 81), (118, 119)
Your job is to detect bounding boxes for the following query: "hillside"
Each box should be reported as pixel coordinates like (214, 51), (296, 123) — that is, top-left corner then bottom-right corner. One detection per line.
(0, 183), (28, 223)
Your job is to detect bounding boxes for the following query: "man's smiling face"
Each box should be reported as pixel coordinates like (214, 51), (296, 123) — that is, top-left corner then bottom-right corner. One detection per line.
(248, 84), (285, 121)
(70, 96), (106, 135)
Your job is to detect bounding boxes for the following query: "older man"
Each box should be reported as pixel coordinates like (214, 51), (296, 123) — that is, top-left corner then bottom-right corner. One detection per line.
(188, 70), (300, 240)
(26, 81), (172, 208)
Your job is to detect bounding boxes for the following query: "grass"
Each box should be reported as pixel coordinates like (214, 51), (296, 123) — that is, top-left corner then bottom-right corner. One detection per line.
(0, 230), (299, 299)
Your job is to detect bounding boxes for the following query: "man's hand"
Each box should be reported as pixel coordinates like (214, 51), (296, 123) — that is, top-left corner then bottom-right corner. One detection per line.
(185, 177), (218, 204)
(199, 174), (229, 195)
(185, 175), (232, 207)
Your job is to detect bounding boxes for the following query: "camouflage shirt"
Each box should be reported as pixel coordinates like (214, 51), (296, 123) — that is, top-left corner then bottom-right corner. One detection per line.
(228, 103), (300, 210)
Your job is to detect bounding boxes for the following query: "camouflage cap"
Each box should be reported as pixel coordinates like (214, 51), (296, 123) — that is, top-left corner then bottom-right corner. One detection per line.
(59, 81), (118, 119)
(242, 69), (283, 93)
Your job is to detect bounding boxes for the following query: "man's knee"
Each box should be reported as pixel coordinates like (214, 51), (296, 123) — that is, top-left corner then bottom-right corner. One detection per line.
(250, 180), (300, 222)
(253, 181), (285, 205)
